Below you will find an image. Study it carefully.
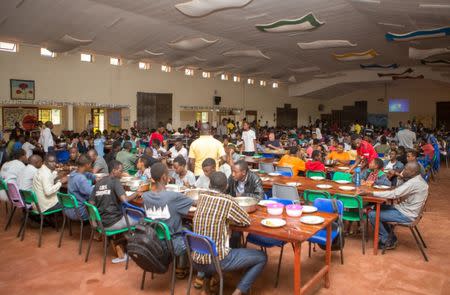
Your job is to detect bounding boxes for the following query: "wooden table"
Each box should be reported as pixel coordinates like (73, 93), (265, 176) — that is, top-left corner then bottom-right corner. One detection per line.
(244, 156), (278, 166)
(258, 174), (389, 255)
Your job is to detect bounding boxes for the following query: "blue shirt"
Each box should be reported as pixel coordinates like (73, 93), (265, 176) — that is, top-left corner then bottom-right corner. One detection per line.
(13, 141), (23, 152)
(94, 138), (105, 157)
(66, 171), (96, 220)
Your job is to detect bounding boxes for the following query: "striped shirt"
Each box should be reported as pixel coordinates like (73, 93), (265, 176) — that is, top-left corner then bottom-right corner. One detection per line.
(193, 191), (250, 264)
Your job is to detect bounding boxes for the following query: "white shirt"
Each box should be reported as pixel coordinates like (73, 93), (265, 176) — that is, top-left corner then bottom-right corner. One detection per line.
(0, 160), (26, 183)
(219, 163), (232, 178)
(166, 123), (173, 132)
(195, 175), (210, 189)
(41, 127), (54, 152)
(22, 142), (36, 159)
(169, 146), (188, 162)
(17, 164), (38, 190)
(242, 129), (256, 152)
(32, 165), (62, 212)
(396, 129), (416, 149)
(315, 128), (323, 140)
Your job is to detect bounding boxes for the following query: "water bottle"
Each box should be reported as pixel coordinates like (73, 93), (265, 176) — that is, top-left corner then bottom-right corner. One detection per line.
(355, 167), (361, 187)
(140, 175), (147, 182)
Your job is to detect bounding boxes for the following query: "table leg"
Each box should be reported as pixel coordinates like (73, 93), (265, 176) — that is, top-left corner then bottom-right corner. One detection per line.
(373, 202), (381, 255)
(294, 241), (302, 294)
(325, 223), (331, 288)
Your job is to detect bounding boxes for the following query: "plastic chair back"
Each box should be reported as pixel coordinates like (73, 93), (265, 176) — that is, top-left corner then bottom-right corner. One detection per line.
(306, 171), (326, 179)
(349, 160), (355, 165)
(122, 201), (146, 222)
(303, 190), (331, 204)
(183, 230), (218, 256)
(259, 162), (275, 173)
(333, 194), (363, 209)
(276, 166), (294, 177)
(6, 182), (26, 209)
(0, 178), (8, 192)
(272, 183), (299, 202)
(84, 202), (103, 229)
(262, 153), (275, 159)
(20, 189), (42, 213)
(57, 192), (79, 209)
(56, 150), (70, 164)
(313, 198), (344, 216)
(271, 198), (294, 205)
(332, 171), (352, 182)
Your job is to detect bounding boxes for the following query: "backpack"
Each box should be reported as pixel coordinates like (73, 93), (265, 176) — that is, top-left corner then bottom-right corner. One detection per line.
(126, 222), (172, 274)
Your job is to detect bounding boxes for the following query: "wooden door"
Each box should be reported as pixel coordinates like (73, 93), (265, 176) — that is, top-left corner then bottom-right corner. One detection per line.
(277, 107), (297, 128)
(137, 92), (172, 130)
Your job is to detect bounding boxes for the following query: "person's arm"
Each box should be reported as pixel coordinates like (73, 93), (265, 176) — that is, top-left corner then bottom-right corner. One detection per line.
(76, 175), (94, 199)
(245, 174), (265, 200)
(375, 174), (392, 187)
(42, 171), (62, 197)
(228, 200), (250, 226)
(175, 193), (194, 216)
(115, 179), (143, 202)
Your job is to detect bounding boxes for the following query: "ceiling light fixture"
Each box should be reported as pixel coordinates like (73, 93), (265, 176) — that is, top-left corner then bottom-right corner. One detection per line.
(185, 68), (194, 76)
(272, 82), (279, 88)
(202, 71), (210, 78)
(260, 80), (266, 87)
(247, 78), (254, 85)
(139, 62), (150, 70)
(161, 65), (171, 72)
(110, 57), (121, 66)
(233, 75), (240, 82)
(40, 48), (56, 57)
(352, 0), (380, 4)
(221, 74), (229, 80)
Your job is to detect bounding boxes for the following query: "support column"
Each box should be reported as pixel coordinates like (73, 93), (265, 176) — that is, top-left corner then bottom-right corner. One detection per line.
(67, 104), (74, 131)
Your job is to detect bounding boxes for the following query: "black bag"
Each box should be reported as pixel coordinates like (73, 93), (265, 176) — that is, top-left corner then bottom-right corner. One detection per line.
(126, 222), (172, 274)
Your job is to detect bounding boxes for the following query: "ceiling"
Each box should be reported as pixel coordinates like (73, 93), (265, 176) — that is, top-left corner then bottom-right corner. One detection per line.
(0, 0), (449, 83)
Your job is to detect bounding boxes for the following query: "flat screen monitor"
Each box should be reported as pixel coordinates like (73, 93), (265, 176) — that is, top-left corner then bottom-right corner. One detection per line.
(389, 99), (409, 112)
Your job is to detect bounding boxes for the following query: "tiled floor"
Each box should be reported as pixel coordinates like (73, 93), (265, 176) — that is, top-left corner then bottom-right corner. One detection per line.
(0, 168), (449, 295)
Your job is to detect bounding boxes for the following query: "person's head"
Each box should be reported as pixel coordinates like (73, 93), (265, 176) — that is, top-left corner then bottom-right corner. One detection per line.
(336, 142), (345, 153)
(44, 154), (57, 171)
(200, 123), (211, 135)
(13, 149), (27, 164)
(311, 150), (322, 161)
(389, 150), (398, 161)
(28, 154), (43, 169)
(369, 158), (384, 171)
(173, 155), (187, 175)
(69, 147), (79, 161)
(123, 141), (132, 152)
(151, 162), (169, 185)
(380, 136), (387, 145)
(152, 139), (161, 149)
(406, 149), (419, 162)
(209, 171), (228, 193)
(111, 141), (121, 152)
(243, 121), (250, 131)
(202, 158), (216, 177)
(312, 139), (320, 146)
(45, 121), (53, 129)
(268, 132), (275, 141)
(401, 161), (420, 180)
(232, 160), (249, 182)
(108, 160), (123, 178)
(351, 134), (362, 147)
(289, 146), (298, 155)
(144, 146), (153, 157)
(157, 124), (165, 134)
(174, 138), (183, 151)
(87, 149), (98, 162)
(389, 141), (397, 150)
(77, 154), (92, 173)
(137, 156), (150, 171)
(398, 146), (406, 155)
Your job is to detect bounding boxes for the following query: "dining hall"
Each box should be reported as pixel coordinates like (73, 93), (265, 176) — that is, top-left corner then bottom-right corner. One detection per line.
(0, 1), (449, 294)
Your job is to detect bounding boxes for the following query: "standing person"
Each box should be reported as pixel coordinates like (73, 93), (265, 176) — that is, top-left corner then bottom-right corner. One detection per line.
(396, 125), (416, 149)
(40, 121), (55, 154)
(149, 124), (165, 146)
(166, 118), (174, 133)
(116, 142), (137, 172)
(217, 118), (228, 137)
(241, 121), (256, 156)
(87, 149), (109, 174)
(169, 138), (188, 162)
(18, 154), (43, 190)
(93, 132), (106, 158)
(188, 123), (226, 177)
(193, 171), (266, 295)
(349, 135), (378, 172)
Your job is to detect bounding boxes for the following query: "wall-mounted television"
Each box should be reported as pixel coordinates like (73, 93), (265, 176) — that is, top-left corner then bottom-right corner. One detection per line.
(389, 98), (410, 112)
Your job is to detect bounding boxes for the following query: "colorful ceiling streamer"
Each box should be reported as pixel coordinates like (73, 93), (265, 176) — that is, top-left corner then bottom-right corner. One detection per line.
(333, 49), (378, 61)
(377, 68), (413, 77)
(222, 49), (270, 59)
(392, 75), (424, 80)
(255, 12), (324, 33)
(360, 63), (398, 69)
(175, 0), (252, 17)
(297, 40), (356, 50)
(385, 26), (450, 42)
(421, 59), (450, 66)
(409, 47), (450, 60)
(168, 37), (218, 50)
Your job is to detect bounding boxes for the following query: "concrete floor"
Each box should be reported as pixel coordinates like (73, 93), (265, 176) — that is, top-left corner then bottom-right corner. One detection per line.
(1, 168), (449, 295)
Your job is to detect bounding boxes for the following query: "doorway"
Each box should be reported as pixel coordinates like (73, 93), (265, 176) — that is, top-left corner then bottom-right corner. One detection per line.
(436, 102), (450, 129)
(137, 92), (173, 130)
(276, 104), (298, 128)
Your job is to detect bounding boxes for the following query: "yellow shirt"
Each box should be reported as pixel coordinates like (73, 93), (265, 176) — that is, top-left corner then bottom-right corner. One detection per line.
(347, 149), (357, 161)
(327, 151), (350, 163)
(188, 135), (226, 176)
(277, 155), (306, 176)
(354, 124), (361, 134)
(227, 122), (235, 131)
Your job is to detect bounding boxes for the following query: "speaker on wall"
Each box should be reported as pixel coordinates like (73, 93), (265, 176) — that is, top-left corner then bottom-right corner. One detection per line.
(214, 96), (221, 105)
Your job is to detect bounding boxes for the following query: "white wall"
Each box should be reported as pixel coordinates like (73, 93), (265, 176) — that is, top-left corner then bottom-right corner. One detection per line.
(0, 45), (305, 130)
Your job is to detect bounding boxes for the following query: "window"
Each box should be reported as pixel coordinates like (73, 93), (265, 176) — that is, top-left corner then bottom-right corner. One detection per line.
(272, 82), (279, 88)
(260, 80), (266, 87)
(110, 57), (121, 66)
(196, 112), (209, 123)
(139, 62), (150, 70)
(38, 109), (61, 125)
(161, 65), (171, 72)
(92, 108), (105, 132)
(221, 74), (228, 81)
(0, 41), (18, 52)
(81, 53), (93, 62)
(202, 71), (210, 78)
(233, 75), (240, 82)
(247, 78), (254, 85)
(185, 68), (194, 76)
(40, 48), (56, 57)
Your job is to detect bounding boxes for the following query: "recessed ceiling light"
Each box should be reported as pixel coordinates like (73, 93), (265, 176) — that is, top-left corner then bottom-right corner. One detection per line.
(419, 3), (450, 8)
(272, 82), (279, 88)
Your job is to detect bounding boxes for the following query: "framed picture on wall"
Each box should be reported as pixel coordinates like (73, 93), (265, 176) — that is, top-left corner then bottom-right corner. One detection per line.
(2, 107), (38, 130)
(10, 79), (35, 100)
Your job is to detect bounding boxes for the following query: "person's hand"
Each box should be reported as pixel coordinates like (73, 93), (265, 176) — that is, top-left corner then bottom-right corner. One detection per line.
(357, 188), (368, 196)
(59, 176), (68, 184)
(183, 179), (191, 187)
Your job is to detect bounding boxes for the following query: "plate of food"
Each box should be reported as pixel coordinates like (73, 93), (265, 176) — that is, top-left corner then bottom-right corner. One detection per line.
(286, 182), (301, 186)
(339, 185), (356, 191)
(310, 176), (325, 181)
(268, 172), (281, 176)
(337, 167), (350, 170)
(261, 218), (286, 228)
(373, 185), (391, 190)
(316, 184), (332, 189)
(260, 177), (271, 182)
(258, 200), (278, 206)
(334, 180), (351, 184)
(300, 215), (325, 225)
(302, 205), (318, 213)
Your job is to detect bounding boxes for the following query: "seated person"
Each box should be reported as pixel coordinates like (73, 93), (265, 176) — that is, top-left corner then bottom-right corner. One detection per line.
(136, 156), (152, 180)
(171, 155), (196, 188)
(33, 154), (68, 213)
(116, 141), (138, 172)
(326, 142), (350, 166)
(374, 136), (391, 155)
(405, 149), (426, 179)
(18, 155), (43, 191)
(265, 132), (282, 150)
(151, 139), (167, 159)
(195, 158), (216, 189)
(67, 147), (80, 166)
(397, 146), (407, 165)
(305, 150), (326, 172)
(67, 154), (96, 220)
(87, 149), (109, 174)
(419, 138), (435, 162)
(384, 150), (404, 186)
(89, 160), (144, 263)
(141, 146), (159, 167)
(277, 146), (305, 176)
(227, 160), (264, 200)
(0, 149), (27, 183)
(306, 139), (320, 158)
(142, 163), (194, 278)
(169, 138), (188, 162)
(193, 171), (267, 295)
(357, 158), (391, 187)
(361, 162), (428, 249)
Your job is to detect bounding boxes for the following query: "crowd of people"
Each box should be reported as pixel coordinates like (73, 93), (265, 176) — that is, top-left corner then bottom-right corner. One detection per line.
(0, 117), (447, 294)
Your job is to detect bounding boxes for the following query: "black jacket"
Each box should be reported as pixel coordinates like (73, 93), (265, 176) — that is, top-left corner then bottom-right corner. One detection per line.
(227, 171), (265, 200)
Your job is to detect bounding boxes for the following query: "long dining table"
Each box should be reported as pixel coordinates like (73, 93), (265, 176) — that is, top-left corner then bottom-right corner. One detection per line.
(256, 173), (391, 255)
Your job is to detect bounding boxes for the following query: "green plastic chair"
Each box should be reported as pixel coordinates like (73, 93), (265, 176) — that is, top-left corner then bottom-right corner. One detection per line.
(306, 170), (326, 179)
(303, 190), (331, 204)
(127, 169), (138, 176)
(332, 171), (353, 182)
(19, 189), (63, 247)
(57, 192), (85, 255)
(333, 193), (367, 254)
(0, 178), (9, 215)
(84, 202), (132, 274)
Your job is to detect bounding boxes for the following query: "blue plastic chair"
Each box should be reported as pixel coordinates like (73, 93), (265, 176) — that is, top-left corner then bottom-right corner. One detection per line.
(349, 160), (356, 165)
(307, 198), (345, 264)
(276, 166), (294, 177)
(183, 230), (223, 295)
(262, 153), (275, 159)
(56, 150), (70, 164)
(270, 198), (295, 206)
(377, 153), (384, 158)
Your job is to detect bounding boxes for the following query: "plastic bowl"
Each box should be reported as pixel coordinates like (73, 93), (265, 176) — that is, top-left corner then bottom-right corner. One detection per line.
(286, 204), (303, 217)
(267, 203), (284, 215)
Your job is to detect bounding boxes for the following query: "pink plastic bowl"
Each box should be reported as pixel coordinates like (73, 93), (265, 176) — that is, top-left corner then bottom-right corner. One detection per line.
(286, 204), (303, 217)
(267, 203), (284, 215)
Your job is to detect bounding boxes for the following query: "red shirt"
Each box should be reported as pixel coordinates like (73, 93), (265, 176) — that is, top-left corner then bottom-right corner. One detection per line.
(149, 132), (164, 145)
(357, 140), (378, 163)
(305, 161), (326, 172)
(422, 143), (434, 160)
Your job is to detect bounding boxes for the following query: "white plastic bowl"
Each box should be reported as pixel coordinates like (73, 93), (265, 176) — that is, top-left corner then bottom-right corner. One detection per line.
(267, 203), (284, 216)
(286, 204), (303, 217)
